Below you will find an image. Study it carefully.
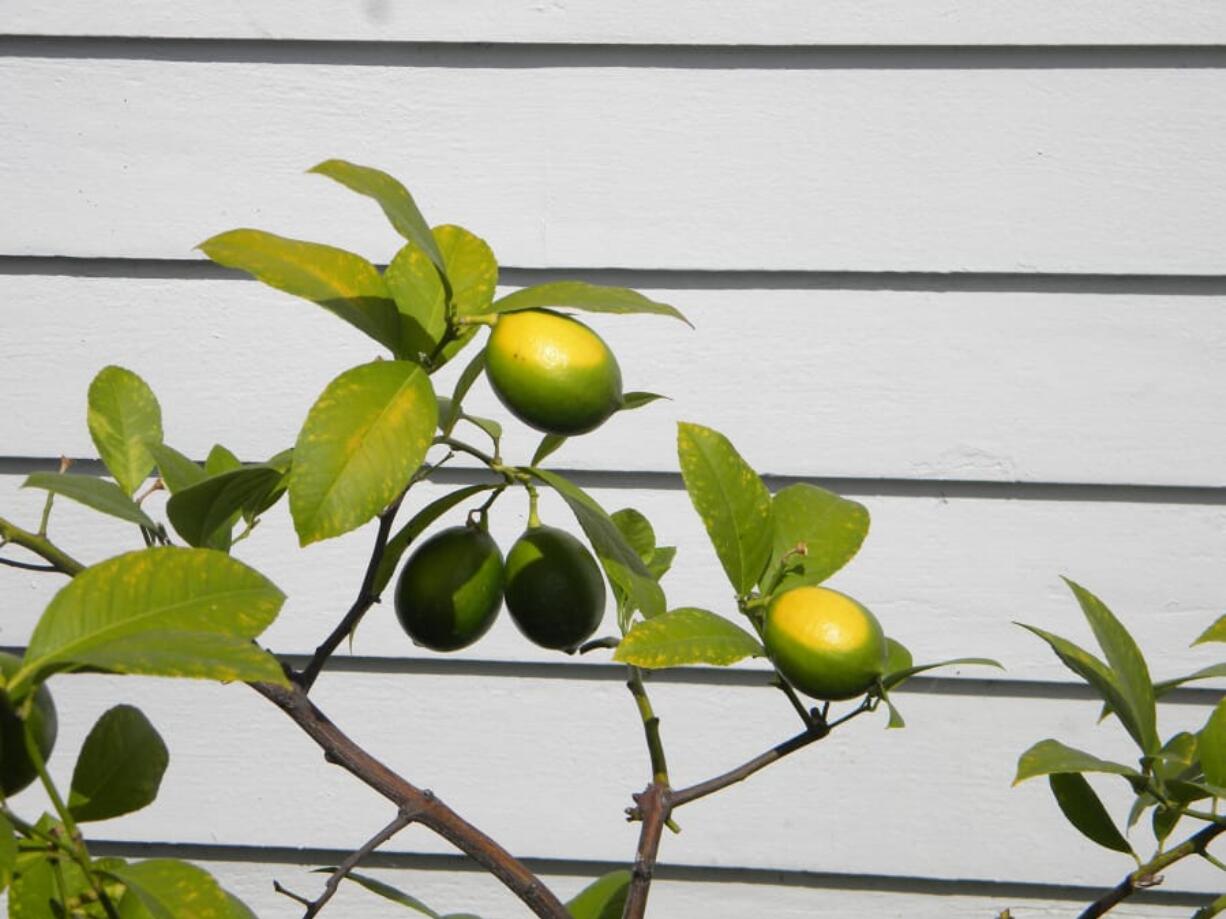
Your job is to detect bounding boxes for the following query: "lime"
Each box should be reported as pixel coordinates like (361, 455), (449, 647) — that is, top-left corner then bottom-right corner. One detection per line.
(0, 651), (57, 796)
(505, 525), (606, 651)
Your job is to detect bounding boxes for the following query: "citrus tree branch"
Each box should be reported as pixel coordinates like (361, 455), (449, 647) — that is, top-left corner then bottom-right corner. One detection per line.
(250, 680), (569, 919)
(1193, 892), (1226, 919)
(622, 781), (671, 919)
(0, 516), (84, 576)
(627, 668), (669, 786)
(1079, 822), (1226, 918)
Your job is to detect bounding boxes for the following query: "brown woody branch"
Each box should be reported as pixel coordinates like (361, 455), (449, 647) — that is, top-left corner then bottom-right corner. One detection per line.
(622, 782), (671, 919)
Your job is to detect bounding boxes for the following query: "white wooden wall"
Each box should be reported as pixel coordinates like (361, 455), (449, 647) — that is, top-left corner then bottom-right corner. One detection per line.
(3, 4), (1226, 916)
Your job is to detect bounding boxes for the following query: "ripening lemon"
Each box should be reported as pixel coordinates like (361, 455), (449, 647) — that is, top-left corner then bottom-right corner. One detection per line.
(484, 310), (623, 436)
(394, 525), (505, 652)
(764, 586), (887, 701)
(0, 651), (57, 796)
(504, 525), (606, 651)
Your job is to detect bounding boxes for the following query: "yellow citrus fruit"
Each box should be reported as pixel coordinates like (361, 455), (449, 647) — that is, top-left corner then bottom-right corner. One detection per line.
(394, 525), (504, 652)
(505, 525), (606, 651)
(485, 309), (623, 436)
(764, 586), (887, 701)
(0, 651), (57, 796)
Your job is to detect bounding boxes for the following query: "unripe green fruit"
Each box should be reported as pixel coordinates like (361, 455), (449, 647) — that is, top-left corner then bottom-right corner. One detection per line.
(0, 651), (57, 796)
(505, 525), (606, 651)
(394, 525), (505, 652)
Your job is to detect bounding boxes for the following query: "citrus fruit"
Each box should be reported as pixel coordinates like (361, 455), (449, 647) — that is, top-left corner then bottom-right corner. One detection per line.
(504, 525), (606, 651)
(763, 586), (887, 701)
(0, 651), (57, 796)
(484, 309), (623, 436)
(394, 525), (505, 652)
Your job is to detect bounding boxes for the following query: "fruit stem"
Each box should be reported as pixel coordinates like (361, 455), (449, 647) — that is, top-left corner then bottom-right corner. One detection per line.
(526, 486), (542, 529)
(454, 313), (499, 327)
(626, 667), (670, 786)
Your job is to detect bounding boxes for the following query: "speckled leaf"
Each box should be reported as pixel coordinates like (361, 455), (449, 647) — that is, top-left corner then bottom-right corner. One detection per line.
(385, 240), (447, 363)
(374, 484), (497, 595)
(88, 365), (163, 496)
(1013, 739), (1142, 786)
(147, 444), (207, 494)
(1199, 699), (1226, 788)
(493, 281), (691, 326)
(69, 704), (168, 823)
(22, 473), (157, 529)
(1048, 773), (1133, 854)
(225, 892), (259, 919)
(289, 360), (438, 546)
(166, 466), (283, 547)
(566, 870), (631, 919)
(433, 225), (498, 365)
(20, 547), (287, 691)
(109, 859), (234, 919)
(309, 159), (445, 272)
(614, 607), (763, 668)
(1194, 614), (1226, 645)
(198, 229), (401, 354)
(676, 422), (772, 596)
(767, 483), (869, 591)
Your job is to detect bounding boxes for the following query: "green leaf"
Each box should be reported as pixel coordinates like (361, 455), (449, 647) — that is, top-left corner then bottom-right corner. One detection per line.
(1200, 699), (1226, 788)
(619, 392), (667, 412)
(0, 812), (15, 880)
(1013, 739), (1142, 786)
(373, 484), (497, 595)
(289, 360), (438, 546)
(565, 869), (631, 919)
(611, 508), (656, 564)
(459, 412), (502, 443)
(646, 546), (676, 582)
(166, 466), (284, 547)
(614, 607), (763, 668)
(1017, 623), (1150, 753)
(109, 859), (234, 919)
(19, 547), (288, 692)
(309, 159), (445, 273)
(1193, 614), (1226, 645)
(146, 444), (207, 494)
(1048, 773), (1133, 854)
(224, 892), (259, 919)
(22, 473), (157, 530)
(767, 483), (869, 591)
(329, 870), (441, 916)
(1152, 804), (1181, 844)
(531, 469), (665, 619)
(198, 229), (402, 354)
(493, 281), (691, 327)
(676, 422), (772, 596)
(1064, 578), (1158, 754)
(385, 240), (447, 362)
(9, 852), (60, 918)
(1101, 664), (1226, 725)
(88, 365), (163, 496)
(68, 704), (168, 823)
(884, 695), (906, 729)
(531, 434), (567, 466)
(433, 225), (499, 365)
(204, 444), (241, 476)
(881, 656), (1003, 692)
(883, 638), (914, 682)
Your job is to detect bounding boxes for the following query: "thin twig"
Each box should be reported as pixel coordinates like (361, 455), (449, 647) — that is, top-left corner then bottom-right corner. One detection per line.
(1193, 893), (1226, 919)
(0, 516), (84, 576)
(0, 557), (59, 572)
(272, 882), (312, 908)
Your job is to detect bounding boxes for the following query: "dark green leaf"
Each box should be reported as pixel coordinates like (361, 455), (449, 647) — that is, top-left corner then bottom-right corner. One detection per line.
(68, 705), (168, 823)
(766, 483), (869, 591)
(198, 229), (402, 354)
(1048, 773), (1133, 854)
(1064, 578), (1158, 754)
(1152, 804), (1181, 844)
(459, 413), (502, 443)
(22, 473), (157, 530)
(88, 365), (163, 496)
(881, 657), (1002, 692)
(1100, 665), (1226, 725)
(565, 870), (631, 919)
(613, 607), (763, 668)
(109, 859), (234, 919)
(1013, 739), (1142, 786)
(1193, 614), (1226, 646)
(385, 240), (447, 362)
(309, 159), (445, 272)
(330, 869), (441, 915)
(204, 444), (241, 477)
(611, 508), (655, 563)
(18, 547), (288, 693)
(289, 360), (438, 546)
(531, 468), (664, 618)
(1200, 699), (1226, 787)
(441, 349), (487, 436)
(531, 434), (567, 466)
(166, 466), (283, 547)
(146, 444), (206, 494)
(676, 422), (772, 596)
(493, 281), (691, 326)
(619, 392), (668, 412)
(373, 484), (497, 595)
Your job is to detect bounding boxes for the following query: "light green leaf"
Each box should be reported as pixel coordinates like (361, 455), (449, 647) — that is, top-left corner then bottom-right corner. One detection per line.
(565, 870), (631, 919)
(493, 281), (690, 326)
(531, 434), (567, 466)
(676, 422), (772, 596)
(884, 694), (906, 729)
(881, 657), (1002, 692)
(109, 859), (234, 919)
(373, 484), (497, 595)
(19, 547), (288, 693)
(1152, 804), (1181, 844)
(147, 443), (207, 494)
(646, 546), (676, 582)
(1200, 699), (1226, 788)
(1064, 578), (1158, 754)
(22, 473), (157, 529)
(1048, 773), (1134, 854)
(225, 892), (259, 919)
(883, 638), (914, 683)
(0, 812), (15, 880)
(459, 412), (502, 443)
(611, 508), (655, 564)
(9, 852), (63, 917)
(614, 607), (763, 668)
(198, 229), (402, 354)
(330, 869), (441, 916)
(204, 444), (241, 476)
(1194, 614), (1226, 645)
(433, 225), (498, 365)
(767, 483), (869, 591)
(166, 466), (284, 547)
(1100, 664), (1226, 725)
(289, 360), (438, 545)
(619, 392), (668, 412)
(88, 365), (163, 496)
(1013, 739), (1142, 786)
(531, 469), (664, 619)
(385, 240), (448, 362)
(69, 704), (168, 823)
(309, 159), (445, 272)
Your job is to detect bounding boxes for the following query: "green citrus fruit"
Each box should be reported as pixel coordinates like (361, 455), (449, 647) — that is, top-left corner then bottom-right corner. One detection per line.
(0, 651), (57, 796)
(485, 309), (623, 436)
(394, 525), (505, 652)
(764, 586), (887, 701)
(505, 525), (606, 651)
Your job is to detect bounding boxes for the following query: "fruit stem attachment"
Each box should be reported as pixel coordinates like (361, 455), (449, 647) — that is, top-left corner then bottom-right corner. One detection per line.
(626, 667), (669, 786)
(0, 515), (84, 577)
(454, 313), (500, 328)
(525, 485), (542, 529)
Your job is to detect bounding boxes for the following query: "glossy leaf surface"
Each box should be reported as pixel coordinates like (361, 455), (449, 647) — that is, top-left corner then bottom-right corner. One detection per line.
(166, 465), (283, 547)
(69, 704), (168, 823)
(614, 607), (763, 668)
(110, 859), (235, 919)
(22, 473), (156, 529)
(767, 483), (869, 591)
(87, 365), (163, 496)
(1014, 739), (1141, 785)
(493, 281), (690, 326)
(1048, 773), (1133, 854)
